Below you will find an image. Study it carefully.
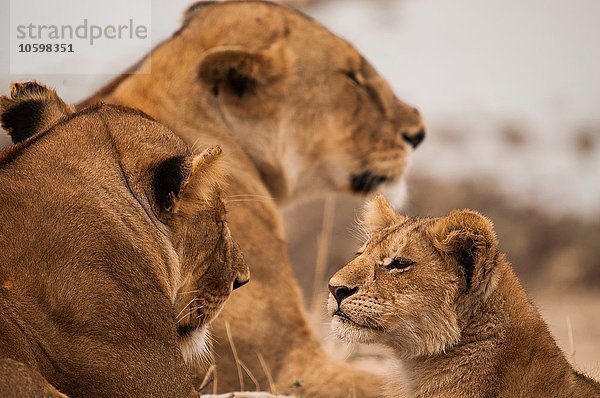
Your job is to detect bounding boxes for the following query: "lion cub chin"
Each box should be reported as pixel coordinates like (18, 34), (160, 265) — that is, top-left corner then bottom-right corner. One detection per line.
(328, 195), (600, 398)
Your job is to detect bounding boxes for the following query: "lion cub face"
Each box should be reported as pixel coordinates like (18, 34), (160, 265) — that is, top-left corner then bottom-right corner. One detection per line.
(328, 195), (499, 358)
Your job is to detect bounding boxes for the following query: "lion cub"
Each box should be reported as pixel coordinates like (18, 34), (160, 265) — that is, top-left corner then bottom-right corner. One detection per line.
(328, 195), (600, 398)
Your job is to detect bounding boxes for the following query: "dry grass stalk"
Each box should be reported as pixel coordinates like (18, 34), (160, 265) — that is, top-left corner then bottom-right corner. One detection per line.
(310, 195), (336, 316)
(238, 360), (261, 391)
(257, 351), (278, 395)
(213, 366), (218, 395)
(566, 315), (576, 362)
(199, 364), (217, 392)
(225, 321), (245, 391)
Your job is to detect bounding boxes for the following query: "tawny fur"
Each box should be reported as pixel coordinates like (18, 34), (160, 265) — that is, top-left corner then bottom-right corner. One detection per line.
(0, 82), (249, 397)
(0, 359), (68, 398)
(79, 2), (425, 396)
(329, 195), (600, 398)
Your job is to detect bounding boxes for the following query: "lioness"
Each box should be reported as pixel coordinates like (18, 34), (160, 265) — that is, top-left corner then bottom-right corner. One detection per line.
(81, 1), (425, 395)
(0, 81), (249, 397)
(328, 195), (600, 398)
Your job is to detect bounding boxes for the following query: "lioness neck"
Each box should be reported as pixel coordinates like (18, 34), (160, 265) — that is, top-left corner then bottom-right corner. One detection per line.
(398, 261), (599, 398)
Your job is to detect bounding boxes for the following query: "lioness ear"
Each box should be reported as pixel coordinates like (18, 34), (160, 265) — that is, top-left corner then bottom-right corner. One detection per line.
(429, 210), (498, 292)
(359, 194), (406, 234)
(0, 81), (74, 143)
(153, 145), (225, 213)
(198, 45), (286, 99)
(183, 1), (217, 25)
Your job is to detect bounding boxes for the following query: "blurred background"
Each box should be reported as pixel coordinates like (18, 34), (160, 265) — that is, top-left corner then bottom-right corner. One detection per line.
(1, 0), (598, 380)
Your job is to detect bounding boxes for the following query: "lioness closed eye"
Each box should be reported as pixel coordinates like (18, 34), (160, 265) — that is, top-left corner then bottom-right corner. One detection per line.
(328, 195), (600, 398)
(0, 81), (249, 397)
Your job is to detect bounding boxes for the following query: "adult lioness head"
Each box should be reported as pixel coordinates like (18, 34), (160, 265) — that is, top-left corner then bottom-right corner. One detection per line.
(0, 82), (248, 396)
(82, 0), (426, 202)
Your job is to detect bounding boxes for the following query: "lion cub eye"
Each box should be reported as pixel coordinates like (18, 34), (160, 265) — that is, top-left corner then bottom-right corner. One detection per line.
(383, 257), (414, 271)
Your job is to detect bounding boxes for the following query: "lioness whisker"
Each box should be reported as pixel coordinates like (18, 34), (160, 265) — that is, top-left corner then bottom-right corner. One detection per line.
(175, 297), (200, 320)
(177, 289), (202, 295)
(177, 304), (204, 324)
(226, 194), (272, 200)
(224, 198), (269, 203)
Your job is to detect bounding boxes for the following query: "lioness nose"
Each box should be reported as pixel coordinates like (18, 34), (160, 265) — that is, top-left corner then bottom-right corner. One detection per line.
(402, 128), (425, 149)
(232, 276), (249, 291)
(328, 284), (358, 305)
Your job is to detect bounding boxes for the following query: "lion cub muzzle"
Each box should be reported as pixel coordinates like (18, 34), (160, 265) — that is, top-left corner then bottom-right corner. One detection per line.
(328, 284), (358, 307)
(402, 127), (425, 149)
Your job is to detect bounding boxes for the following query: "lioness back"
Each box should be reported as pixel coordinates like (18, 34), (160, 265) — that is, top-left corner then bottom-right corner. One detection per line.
(0, 81), (249, 397)
(328, 195), (600, 398)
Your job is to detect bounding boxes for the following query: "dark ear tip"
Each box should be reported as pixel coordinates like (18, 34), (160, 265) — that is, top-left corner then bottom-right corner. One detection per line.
(1, 81), (71, 144)
(0, 99), (44, 143)
(1, 81), (57, 114)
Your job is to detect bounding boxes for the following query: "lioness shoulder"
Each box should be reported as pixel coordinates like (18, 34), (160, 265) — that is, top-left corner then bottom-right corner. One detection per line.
(0, 81), (249, 397)
(328, 195), (600, 398)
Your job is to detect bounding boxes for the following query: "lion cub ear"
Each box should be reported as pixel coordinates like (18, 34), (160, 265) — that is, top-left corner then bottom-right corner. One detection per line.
(429, 210), (498, 292)
(359, 194), (407, 234)
(0, 81), (74, 143)
(153, 145), (225, 214)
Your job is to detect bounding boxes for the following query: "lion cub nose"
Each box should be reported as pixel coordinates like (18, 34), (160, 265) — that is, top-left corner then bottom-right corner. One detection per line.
(328, 284), (358, 305)
(402, 128), (426, 149)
